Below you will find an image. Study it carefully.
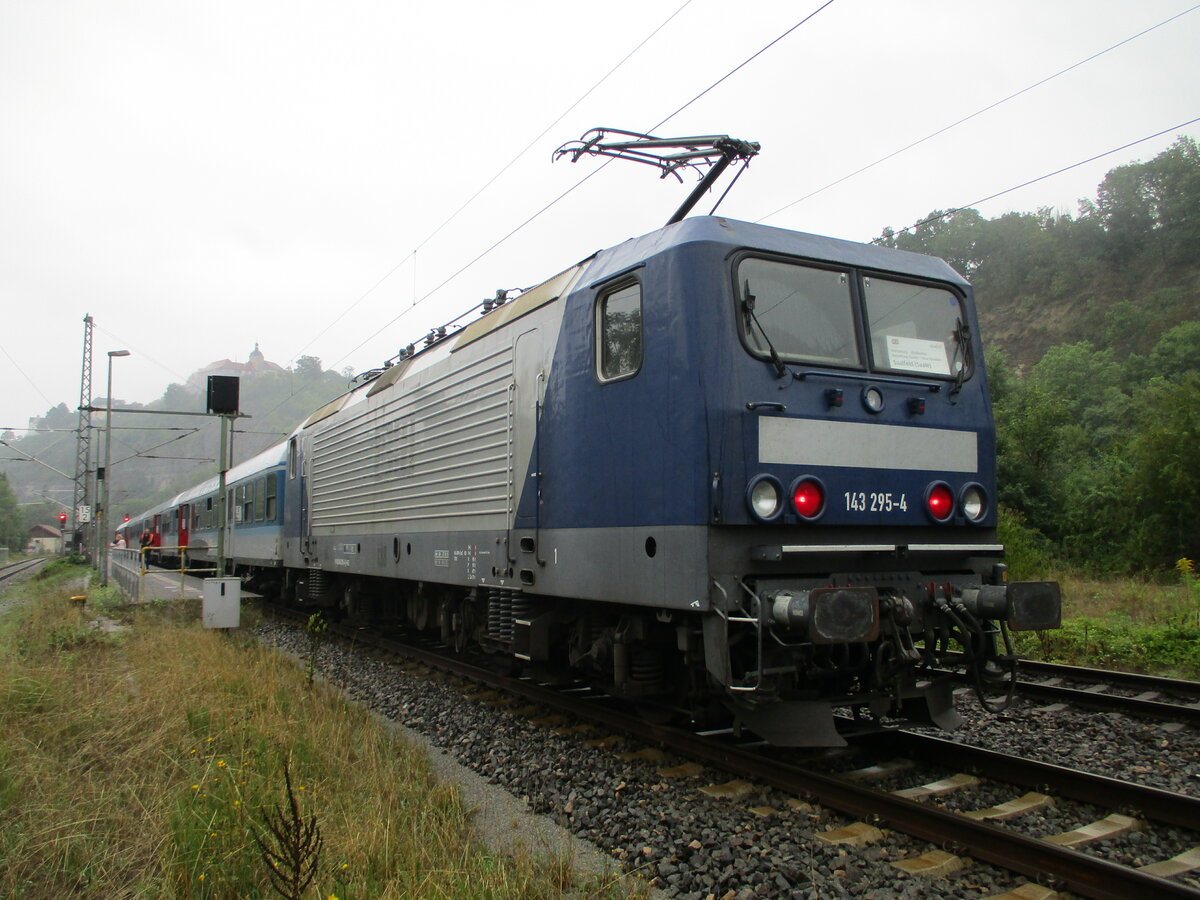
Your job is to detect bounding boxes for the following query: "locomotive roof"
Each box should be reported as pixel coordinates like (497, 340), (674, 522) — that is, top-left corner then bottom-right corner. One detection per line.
(583, 215), (969, 288)
(306, 215), (970, 430)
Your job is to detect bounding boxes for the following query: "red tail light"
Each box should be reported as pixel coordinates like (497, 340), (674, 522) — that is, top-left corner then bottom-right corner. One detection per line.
(926, 482), (954, 521)
(792, 478), (825, 519)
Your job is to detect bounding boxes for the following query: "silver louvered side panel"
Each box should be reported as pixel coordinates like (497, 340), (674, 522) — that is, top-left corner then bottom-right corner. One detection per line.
(309, 343), (513, 530)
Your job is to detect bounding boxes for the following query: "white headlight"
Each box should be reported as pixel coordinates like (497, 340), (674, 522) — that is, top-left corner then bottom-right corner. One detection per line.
(750, 478), (782, 520)
(962, 485), (986, 522)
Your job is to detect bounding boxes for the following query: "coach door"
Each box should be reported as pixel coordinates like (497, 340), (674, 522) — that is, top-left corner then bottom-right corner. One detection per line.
(178, 504), (190, 553)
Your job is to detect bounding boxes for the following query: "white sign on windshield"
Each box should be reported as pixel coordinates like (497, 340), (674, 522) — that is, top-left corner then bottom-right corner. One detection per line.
(886, 335), (951, 376)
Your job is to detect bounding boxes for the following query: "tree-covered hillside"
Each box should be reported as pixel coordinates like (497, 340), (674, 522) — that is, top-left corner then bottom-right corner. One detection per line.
(2, 355), (348, 537)
(883, 137), (1200, 574)
(881, 136), (1200, 369)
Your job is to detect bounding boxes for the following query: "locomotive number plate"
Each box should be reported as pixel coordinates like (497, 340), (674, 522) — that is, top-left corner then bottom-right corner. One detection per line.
(844, 491), (907, 513)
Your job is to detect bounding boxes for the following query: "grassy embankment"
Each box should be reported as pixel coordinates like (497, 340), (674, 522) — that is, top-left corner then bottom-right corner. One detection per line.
(1011, 559), (1200, 679)
(0, 561), (629, 899)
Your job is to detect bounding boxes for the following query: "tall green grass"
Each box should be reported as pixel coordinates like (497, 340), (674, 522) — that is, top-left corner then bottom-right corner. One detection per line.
(0, 566), (626, 898)
(1013, 557), (1200, 678)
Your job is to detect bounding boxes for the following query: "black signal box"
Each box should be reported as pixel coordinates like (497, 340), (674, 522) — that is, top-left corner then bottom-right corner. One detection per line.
(207, 375), (240, 415)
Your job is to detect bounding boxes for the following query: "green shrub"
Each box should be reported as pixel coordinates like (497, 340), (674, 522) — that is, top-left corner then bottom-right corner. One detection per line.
(997, 505), (1056, 580)
(1016, 616), (1200, 678)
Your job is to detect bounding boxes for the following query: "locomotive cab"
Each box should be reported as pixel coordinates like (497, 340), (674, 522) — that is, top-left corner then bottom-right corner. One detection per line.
(693, 222), (1061, 743)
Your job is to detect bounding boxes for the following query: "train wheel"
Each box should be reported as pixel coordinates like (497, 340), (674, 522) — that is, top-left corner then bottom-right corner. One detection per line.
(341, 580), (365, 624)
(439, 597), (471, 654)
(407, 588), (434, 632)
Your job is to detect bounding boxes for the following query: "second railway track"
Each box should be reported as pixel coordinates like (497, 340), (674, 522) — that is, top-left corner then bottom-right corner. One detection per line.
(1010, 659), (1200, 726)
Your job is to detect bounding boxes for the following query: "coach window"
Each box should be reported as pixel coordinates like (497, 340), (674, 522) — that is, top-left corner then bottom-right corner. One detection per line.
(265, 476), (277, 521)
(254, 477), (266, 522)
(736, 257), (861, 369)
(596, 281), (642, 382)
(242, 486), (254, 524)
(863, 276), (968, 380)
(288, 437), (297, 479)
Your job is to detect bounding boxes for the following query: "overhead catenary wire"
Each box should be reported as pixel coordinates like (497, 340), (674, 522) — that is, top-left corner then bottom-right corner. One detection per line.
(93, 324), (191, 385)
(875, 115), (1200, 243)
(757, 2), (1200, 225)
(111, 428), (204, 466)
(648, 0), (838, 134)
(329, 164), (613, 369)
(0, 339), (56, 411)
(329, 1), (842, 372)
(287, 0), (700, 369)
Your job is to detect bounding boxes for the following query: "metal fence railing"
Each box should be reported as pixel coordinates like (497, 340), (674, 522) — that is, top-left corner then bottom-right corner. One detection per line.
(107, 545), (219, 602)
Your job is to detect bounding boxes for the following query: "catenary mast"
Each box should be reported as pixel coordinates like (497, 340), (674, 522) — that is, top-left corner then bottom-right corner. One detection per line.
(71, 314), (94, 553)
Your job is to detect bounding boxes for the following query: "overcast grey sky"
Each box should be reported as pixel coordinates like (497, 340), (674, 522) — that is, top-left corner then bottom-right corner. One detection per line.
(2, 0), (1198, 433)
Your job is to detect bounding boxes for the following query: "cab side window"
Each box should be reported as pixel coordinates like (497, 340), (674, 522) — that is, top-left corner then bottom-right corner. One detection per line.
(596, 281), (642, 382)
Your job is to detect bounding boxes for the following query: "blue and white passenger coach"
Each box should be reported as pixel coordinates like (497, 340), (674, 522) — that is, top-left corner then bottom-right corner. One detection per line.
(275, 213), (1060, 745)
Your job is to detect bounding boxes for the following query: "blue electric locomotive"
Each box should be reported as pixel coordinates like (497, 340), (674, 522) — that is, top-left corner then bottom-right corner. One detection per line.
(122, 134), (1061, 745)
(259, 211), (1056, 745)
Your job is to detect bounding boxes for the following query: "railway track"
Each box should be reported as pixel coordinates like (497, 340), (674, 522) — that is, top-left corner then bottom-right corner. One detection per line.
(1012, 659), (1200, 725)
(939, 654), (1200, 725)
(268, 606), (1200, 899)
(0, 557), (47, 589)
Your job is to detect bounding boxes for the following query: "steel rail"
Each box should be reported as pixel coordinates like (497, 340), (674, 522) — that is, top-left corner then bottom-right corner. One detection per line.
(1011, 679), (1200, 726)
(1018, 658), (1200, 697)
(303, 618), (1200, 900)
(938, 651), (1200, 699)
(938, 655), (1200, 724)
(865, 730), (1200, 830)
(0, 558), (47, 585)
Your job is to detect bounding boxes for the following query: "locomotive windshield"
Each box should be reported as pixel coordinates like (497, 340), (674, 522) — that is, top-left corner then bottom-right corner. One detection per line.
(738, 258), (861, 368)
(736, 256), (967, 380)
(863, 276), (966, 378)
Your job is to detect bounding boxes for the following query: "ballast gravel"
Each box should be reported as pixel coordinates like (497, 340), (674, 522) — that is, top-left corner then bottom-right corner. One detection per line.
(256, 621), (1200, 899)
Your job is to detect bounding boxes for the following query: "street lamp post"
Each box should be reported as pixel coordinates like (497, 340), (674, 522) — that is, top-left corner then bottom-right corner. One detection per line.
(99, 349), (130, 587)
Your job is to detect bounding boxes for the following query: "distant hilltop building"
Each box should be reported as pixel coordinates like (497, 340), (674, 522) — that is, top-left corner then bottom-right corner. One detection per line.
(186, 344), (285, 391)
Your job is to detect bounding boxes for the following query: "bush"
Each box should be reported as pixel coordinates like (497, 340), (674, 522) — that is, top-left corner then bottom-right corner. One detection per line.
(1016, 617), (1200, 679)
(996, 505), (1056, 580)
